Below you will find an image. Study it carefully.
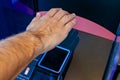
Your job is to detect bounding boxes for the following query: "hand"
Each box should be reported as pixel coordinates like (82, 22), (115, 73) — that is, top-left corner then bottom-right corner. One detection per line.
(26, 8), (76, 53)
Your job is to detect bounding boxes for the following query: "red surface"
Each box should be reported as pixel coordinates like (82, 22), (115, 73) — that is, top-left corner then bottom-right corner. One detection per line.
(40, 11), (115, 41)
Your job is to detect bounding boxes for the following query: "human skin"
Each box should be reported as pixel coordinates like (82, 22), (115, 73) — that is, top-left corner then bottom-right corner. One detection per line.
(0, 8), (76, 80)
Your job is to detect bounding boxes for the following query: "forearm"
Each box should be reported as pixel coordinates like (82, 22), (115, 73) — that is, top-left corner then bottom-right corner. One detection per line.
(0, 8), (76, 80)
(0, 32), (42, 80)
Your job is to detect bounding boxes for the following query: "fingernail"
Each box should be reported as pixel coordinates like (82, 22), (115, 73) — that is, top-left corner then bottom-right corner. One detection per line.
(72, 13), (76, 16)
(36, 12), (40, 17)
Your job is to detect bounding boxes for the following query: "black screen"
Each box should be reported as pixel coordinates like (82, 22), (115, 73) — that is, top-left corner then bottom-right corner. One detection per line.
(40, 47), (68, 72)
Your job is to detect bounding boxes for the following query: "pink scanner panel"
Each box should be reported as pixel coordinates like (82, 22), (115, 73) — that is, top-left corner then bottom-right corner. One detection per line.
(40, 11), (115, 41)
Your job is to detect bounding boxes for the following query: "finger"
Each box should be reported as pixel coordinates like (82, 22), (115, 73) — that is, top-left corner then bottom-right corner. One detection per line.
(31, 12), (42, 23)
(53, 8), (69, 21)
(46, 8), (60, 17)
(64, 18), (76, 33)
(60, 13), (76, 25)
(36, 12), (42, 18)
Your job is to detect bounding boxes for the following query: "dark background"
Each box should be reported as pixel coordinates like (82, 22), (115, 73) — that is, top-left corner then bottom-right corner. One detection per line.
(0, 0), (120, 39)
(37, 0), (120, 34)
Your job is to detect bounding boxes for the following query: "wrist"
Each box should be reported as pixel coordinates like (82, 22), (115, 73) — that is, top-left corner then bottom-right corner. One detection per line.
(25, 31), (45, 56)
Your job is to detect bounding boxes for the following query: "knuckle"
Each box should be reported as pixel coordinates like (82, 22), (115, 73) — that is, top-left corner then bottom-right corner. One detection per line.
(63, 15), (67, 19)
(61, 9), (67, 14)
(64, 11), (69, 14)
(69, 14), (75, 18)
(67, 22), (73, 26)
(66, 14), (72, 19)
(71, 20), (76, 24)
(69, 14), (74, 18)
(64, 14), (75, 21)
(67, 24), (71, 27)
(50, 8), (59, 11)
(60, 9), (64, 12)
(50, 8), (55, 11)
